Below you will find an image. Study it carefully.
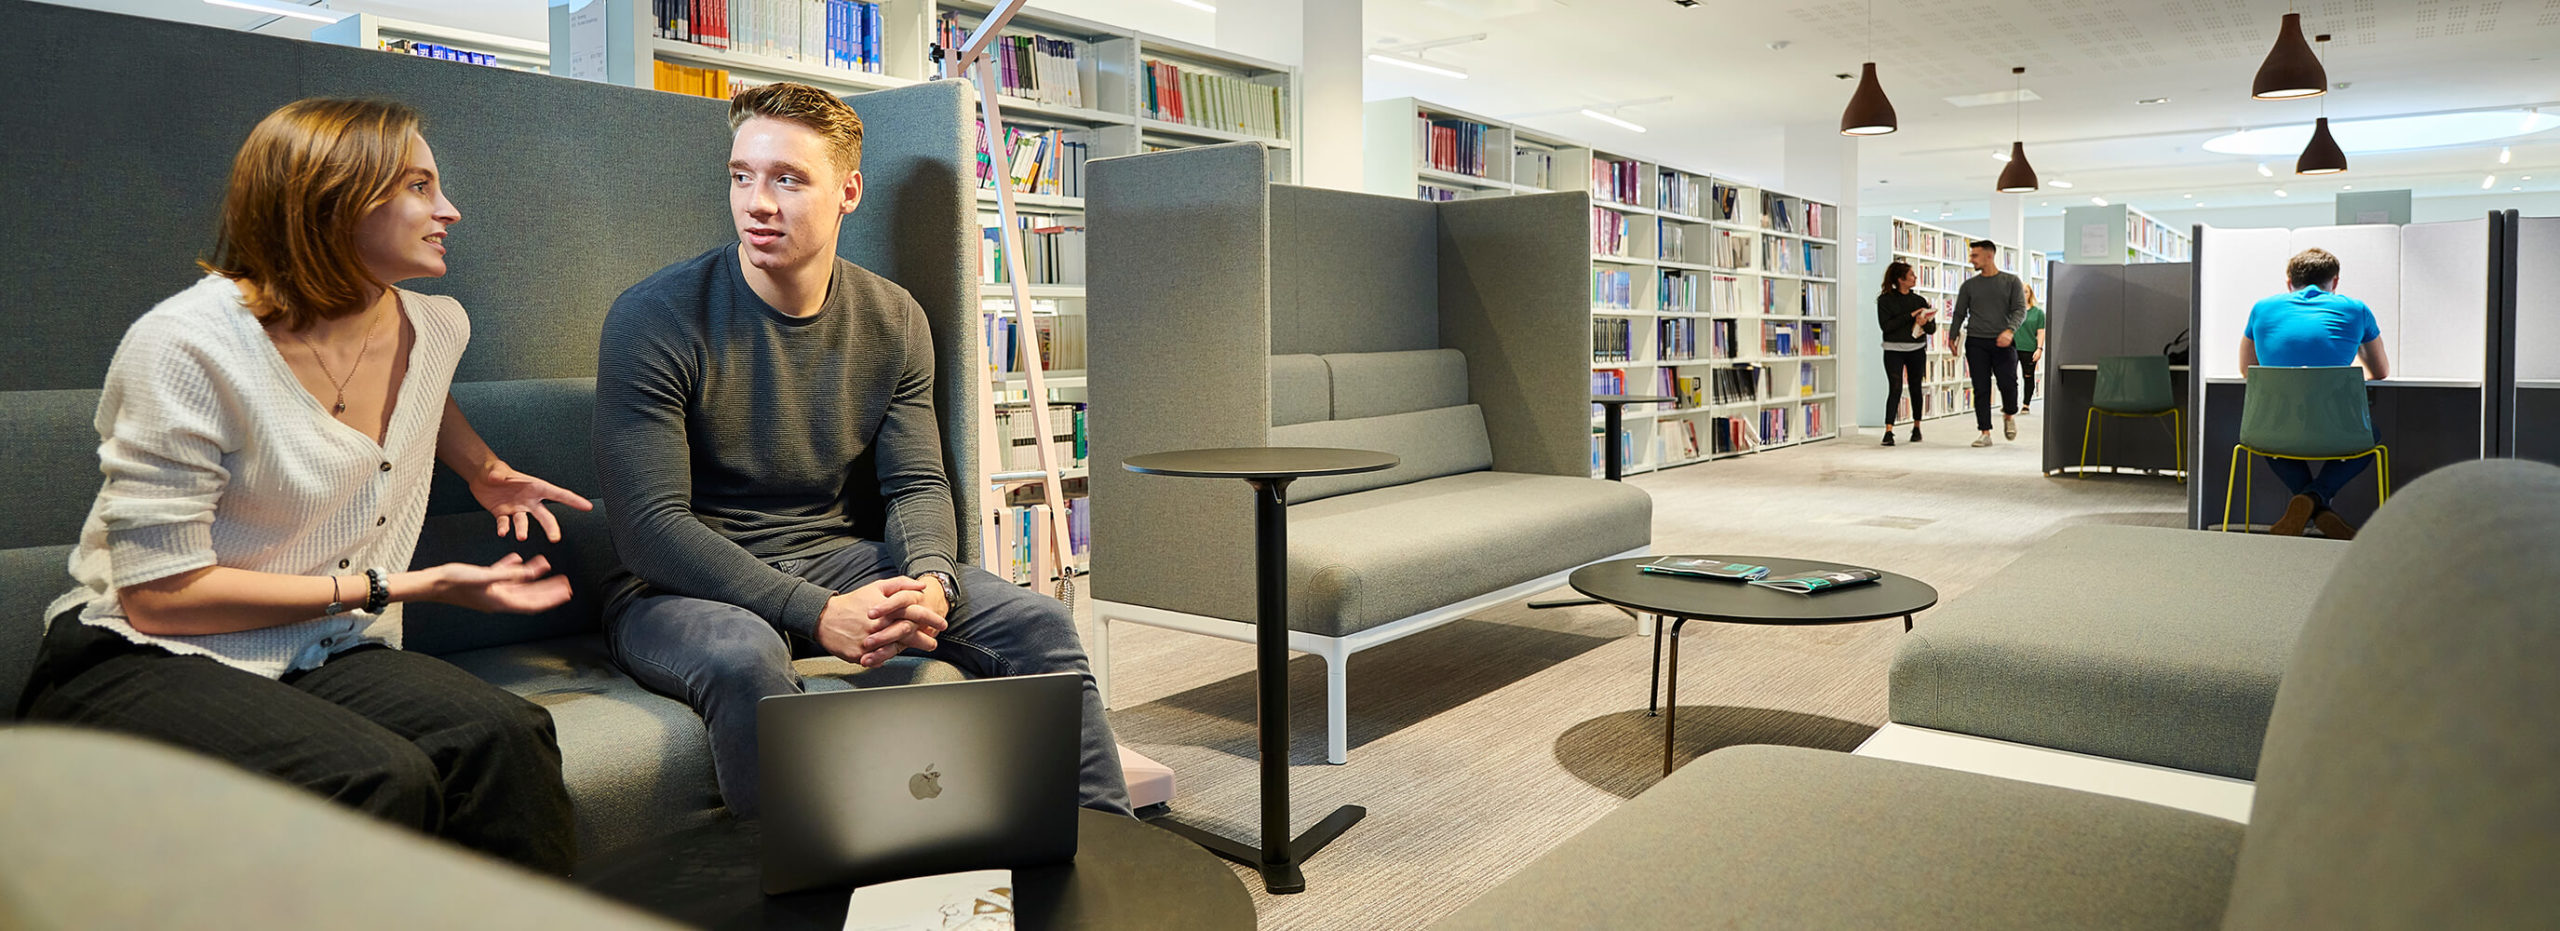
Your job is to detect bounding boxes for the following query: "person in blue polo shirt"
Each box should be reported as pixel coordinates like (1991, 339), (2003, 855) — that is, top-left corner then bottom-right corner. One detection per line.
(2239, 247), (2392, 539)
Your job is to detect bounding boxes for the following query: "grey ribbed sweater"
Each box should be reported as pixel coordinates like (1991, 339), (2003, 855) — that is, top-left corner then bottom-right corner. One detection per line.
(1949, 270), (2027, 340)
(594, 246), (960, 637)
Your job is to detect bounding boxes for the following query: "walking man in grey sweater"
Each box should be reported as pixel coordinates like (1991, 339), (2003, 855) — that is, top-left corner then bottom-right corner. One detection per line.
(591, 83), (1129, 818)
(1948, 239), (2027, 446)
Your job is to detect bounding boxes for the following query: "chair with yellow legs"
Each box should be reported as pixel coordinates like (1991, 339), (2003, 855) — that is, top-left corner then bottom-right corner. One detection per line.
(2221, 365), (2390, 533)
(2079, 355), (2184, 481)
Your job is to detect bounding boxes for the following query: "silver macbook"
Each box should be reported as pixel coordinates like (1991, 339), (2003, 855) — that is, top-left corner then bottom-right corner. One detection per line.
(757, 672), (1082, 894)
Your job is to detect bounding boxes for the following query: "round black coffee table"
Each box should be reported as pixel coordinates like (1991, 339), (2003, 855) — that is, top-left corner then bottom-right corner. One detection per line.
(1569, 555), (1938, 775)
(1122, 446), (1398, 895)
(576, 809), (1254, 930)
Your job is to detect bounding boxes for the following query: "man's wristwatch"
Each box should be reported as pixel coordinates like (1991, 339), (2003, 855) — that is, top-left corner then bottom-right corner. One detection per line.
(918, 570), (961, 614)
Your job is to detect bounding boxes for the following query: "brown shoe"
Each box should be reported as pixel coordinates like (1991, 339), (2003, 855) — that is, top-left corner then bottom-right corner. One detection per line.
(2270, 494), (2316, 535)
(2312, 509), (2358, 541)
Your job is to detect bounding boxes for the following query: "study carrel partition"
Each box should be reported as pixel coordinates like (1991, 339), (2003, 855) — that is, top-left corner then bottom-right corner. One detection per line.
(2187, 218), (2494, 530)
(2040, 260), (2192, 477)
(2509, 215), (2560, 465)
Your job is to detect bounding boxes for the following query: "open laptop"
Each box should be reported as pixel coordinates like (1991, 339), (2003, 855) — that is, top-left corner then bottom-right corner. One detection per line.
(757, 672), (1083, 895)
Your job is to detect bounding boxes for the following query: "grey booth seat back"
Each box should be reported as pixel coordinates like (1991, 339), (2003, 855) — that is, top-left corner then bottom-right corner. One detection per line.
(2221, 459), (2560, 928)
(1268, 349), (1493, 503)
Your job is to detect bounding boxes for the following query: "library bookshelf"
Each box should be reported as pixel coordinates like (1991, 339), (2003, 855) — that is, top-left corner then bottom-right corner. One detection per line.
(545, 0), (1294, 584)
(1851, 217), (2046, 429)
(1363, 98), (1843, 479)
(2063, 202), (2192, 265)
(313, 13), (550, 73)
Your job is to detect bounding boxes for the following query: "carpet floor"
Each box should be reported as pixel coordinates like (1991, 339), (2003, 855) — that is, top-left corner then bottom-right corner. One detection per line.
(1081, 410), (2189, 930)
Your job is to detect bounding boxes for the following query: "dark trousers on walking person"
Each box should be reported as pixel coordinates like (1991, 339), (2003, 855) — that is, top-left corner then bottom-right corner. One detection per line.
(607, 539), (1132, 820)
(1882, 348), (1927, 429)
(20, 610), (578, 874)
(2020, 359), (2038, 409)
(1965, 336), (2020, 432)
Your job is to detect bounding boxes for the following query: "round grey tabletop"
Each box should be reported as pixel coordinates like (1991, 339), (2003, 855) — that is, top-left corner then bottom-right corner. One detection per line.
(1569, 556), (1937, 624)
(576, 809), (1253, 931)
(1122, 447), (1398, 480)
(1592, 394), (1674, 405)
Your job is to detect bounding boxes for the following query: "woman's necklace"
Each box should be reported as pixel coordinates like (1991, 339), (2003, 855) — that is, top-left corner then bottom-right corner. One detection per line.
(289, 299), (389, 416)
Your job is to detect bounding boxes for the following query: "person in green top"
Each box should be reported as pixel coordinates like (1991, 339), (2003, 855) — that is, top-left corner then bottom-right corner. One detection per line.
(2015, 282), (2048, 414)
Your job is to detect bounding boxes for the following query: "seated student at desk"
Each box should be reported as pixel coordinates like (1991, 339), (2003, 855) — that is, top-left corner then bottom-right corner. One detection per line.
(2239, 247), (2391, 540)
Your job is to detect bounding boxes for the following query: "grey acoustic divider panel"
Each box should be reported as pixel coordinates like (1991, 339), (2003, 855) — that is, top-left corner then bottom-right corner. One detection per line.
(2041, 261), (2193, 476)
(1437, 192), (1592, 478)
(0, 0), (981, 556)
(1086, 143), (1272, 621)
(2516, 217), (2560, 465)
(1270, 186), (1438, 356)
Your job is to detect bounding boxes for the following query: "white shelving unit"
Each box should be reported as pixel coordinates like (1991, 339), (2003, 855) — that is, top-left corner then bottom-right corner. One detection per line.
(2063, 202), (2193, 265)
(313, 13), (549, 73)
(1852, 217), (2043, 428)
(1364, 98), (1842, 478)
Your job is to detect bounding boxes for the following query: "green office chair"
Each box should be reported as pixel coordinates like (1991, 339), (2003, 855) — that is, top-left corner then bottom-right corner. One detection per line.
(2079, 355), (2184, 482)
(2221, 365), (2391, 533)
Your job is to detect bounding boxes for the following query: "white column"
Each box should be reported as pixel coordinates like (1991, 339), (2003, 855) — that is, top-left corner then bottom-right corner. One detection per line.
(1784, 121), (1861, 436)
(1218, 0), (1361, 190)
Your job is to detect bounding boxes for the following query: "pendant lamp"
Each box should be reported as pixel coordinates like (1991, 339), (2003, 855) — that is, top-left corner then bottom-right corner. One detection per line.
(2295, 35), (2347, 174)
(2252, 11), (2326, 99)
(1839, 1), (1896, 135)
(1996, 67), (2038, 193)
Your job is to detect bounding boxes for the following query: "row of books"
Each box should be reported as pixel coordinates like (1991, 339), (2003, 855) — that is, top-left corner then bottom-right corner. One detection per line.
(1592, 318), (1637, 362)
(1658, 171), (1707, 218)
(1592, 208), (1633, 257)
(1761, 321), (1834, 357)
(988, 498), (1089, 587)
(1896, 224), (1969, 263)
(978, 213), (1085, 285)
(1907, 262), (1965, 292)
(1659, 224), (1689, 264)
(1592, 368), (1631, 397)
(989, 401), (1087, 472)
(1661, 419), (1704, 461)
(1713, 230), (1754, 270)
(976, 123), (1088, 199)
(1706, 416), (1761, 455)
(1416, 115), (1493, 178)
(1762, 194), (1829, 239)
(1752, 407), (1792, 446)
(1657, 317), (1701, 362)
(1593, 268), (1636, 309)
(1660, 371), (1704, 409)
(1515, 145), (1556, 190)
(1763, 238), (1837, 278)
(1592, 158), (1642, 207)
(1708, 364), (1771, 405)
(1589, 428), (1636, 473)
(380, 39), (506, 68)
(982, 308), (1086, 374)
(655, 61), (735, 99)
(1418, 185), (1465, 202)
(653, 0), (886, 74)
(1660, 271), (1700, 313)
(1146, 59), (1287, 139)
(1797, 363), (1823, 397)
(1805, 401), (1830, 438)
(934, 15), (1088, 108)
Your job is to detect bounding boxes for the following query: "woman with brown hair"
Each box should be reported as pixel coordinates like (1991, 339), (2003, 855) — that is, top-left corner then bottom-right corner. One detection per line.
(1877, 260), (1936, 445)
(19, 98), (584, 873)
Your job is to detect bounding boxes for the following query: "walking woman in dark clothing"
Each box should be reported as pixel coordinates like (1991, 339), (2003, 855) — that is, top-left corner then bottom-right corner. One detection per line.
(1877, 260), (1936, 446)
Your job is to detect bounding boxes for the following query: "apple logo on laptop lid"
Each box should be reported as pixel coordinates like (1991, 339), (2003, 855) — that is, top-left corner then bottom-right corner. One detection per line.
(909, 764), (943, 800)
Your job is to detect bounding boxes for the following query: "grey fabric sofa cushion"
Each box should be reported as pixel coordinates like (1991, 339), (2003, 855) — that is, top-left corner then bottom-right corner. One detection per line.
(2, 545), (75, 714)
(0, 388), (99, 551)
(441, 634), (963, 857)
(0, 726), (679, 929)
(1432, 745), (2245, 931)
(1891, 525), (2346, 779)
(429, 379), (601, 516)
(405, 507), (622, 657)
(1271, 405), (1494, 504)
(2223, 460), (2560, 929)
(1322, 349), (1468, 419)
(1285, 471), (1648, 637)
(1268, 354), (1331, 426)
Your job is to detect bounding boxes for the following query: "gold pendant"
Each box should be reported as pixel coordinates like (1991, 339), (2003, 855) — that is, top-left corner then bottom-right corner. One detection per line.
(333, 401), (347, 414)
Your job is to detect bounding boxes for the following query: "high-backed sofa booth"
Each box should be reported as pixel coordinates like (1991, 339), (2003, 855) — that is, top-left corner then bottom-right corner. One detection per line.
(0, 1), (981, 858)
(1085, 142), (1652, 764)
(1434, 458), (2560, 929)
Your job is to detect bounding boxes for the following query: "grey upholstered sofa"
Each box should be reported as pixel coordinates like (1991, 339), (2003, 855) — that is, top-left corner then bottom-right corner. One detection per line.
(0, 2), (979, 859)
(1433, 459), (2560, 929)
(1083, 143), (1651, 763)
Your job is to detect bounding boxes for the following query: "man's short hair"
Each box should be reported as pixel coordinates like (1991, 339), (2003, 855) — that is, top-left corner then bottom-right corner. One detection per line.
(1969, 239), (1996, 252)
(729, 82), (864, 176)
(2287, 248), (2341, 288)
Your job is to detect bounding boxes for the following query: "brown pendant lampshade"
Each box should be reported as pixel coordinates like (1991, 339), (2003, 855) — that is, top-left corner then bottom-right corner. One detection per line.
(2252, 12), (2327, 99)
(1840, 62), (1898, 135)
(1996, 141), (2039, 193)
(2295, 117), (2347, 174)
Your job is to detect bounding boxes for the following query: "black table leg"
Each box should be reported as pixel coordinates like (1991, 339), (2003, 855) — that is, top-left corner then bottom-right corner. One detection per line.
(1662, 617), (1688, 776)
(1153, 476), (1362, 895)
(1904, 613), (1913, 632)
(1646, 614), (1663, 716)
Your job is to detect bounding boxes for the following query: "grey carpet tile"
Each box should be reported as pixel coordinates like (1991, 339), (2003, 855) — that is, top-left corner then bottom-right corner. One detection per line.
(1076, 413), (2187, 930)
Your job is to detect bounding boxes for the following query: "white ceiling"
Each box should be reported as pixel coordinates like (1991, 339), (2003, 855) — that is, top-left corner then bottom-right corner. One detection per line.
(1360, 0), (2560, 217)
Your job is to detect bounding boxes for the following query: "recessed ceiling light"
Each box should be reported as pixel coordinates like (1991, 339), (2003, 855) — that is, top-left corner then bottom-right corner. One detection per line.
(2091, 196), (2109, 206)
(1991, 149), (2010, 162)
(2500, 146), (2513, 164)
(2182, 192), (2194, 198)
(2209, 110), (2560, 156)
(2343, 184), (2354, 190)
(2258, 163), (2275, 177)
(2483, 174), (2499, 189)
(1368, 53), (1468, 79)
(2274, 189), (2289, 197)
(2516, 186), (2525, 191)
(2136, 97), (2171, 106)
(1580, 109), (1648, 133)
(2050, 180), (2074, 188)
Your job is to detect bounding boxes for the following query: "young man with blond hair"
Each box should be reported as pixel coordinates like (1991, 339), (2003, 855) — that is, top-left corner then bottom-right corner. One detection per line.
(593, 83), (1129, 817)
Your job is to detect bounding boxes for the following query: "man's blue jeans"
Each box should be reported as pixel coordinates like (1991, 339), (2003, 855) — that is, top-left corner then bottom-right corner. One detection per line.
(2265, 425), (2378, 510)
(605, 540), (1131, 818)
